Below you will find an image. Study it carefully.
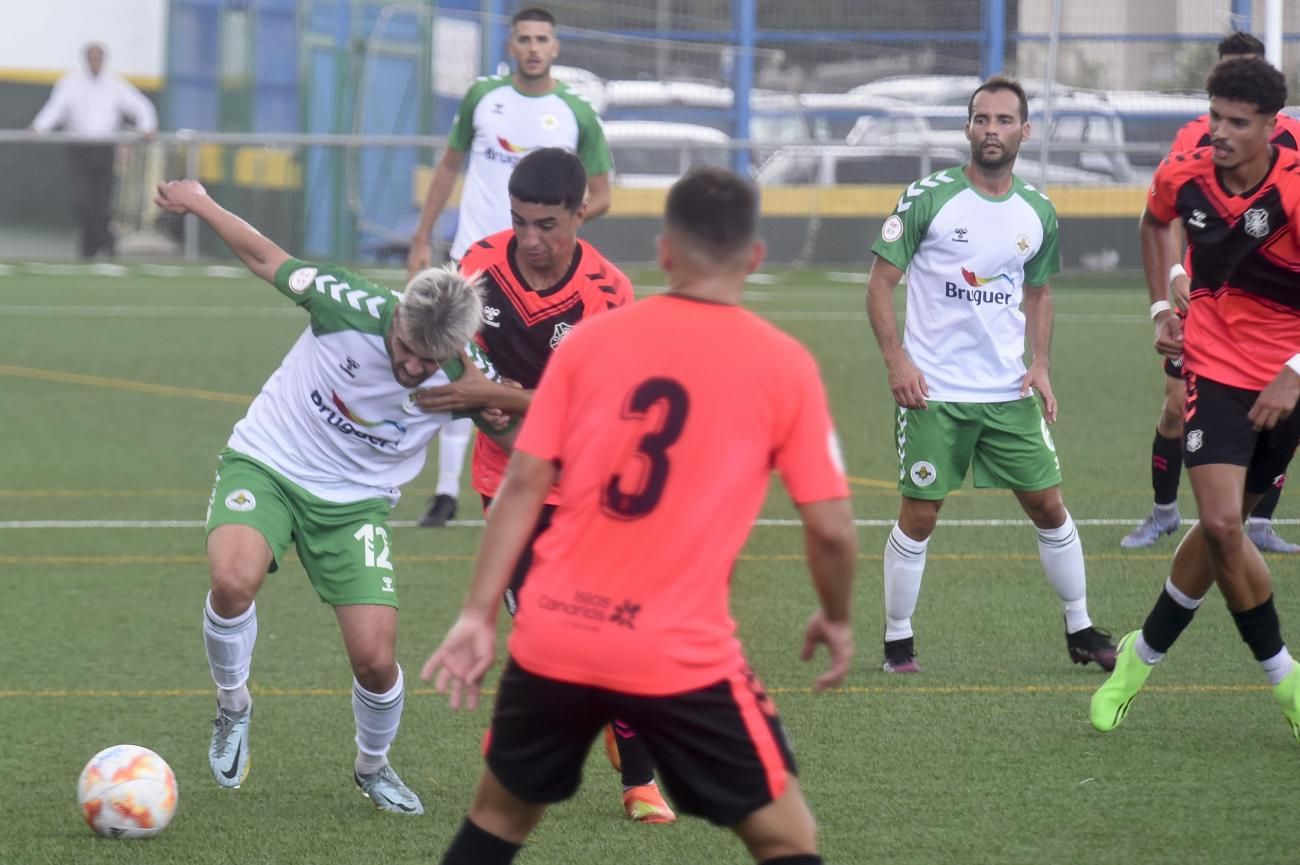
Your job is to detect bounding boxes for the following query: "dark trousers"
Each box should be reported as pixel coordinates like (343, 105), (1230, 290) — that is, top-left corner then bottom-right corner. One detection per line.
(69, 144), (116, 258)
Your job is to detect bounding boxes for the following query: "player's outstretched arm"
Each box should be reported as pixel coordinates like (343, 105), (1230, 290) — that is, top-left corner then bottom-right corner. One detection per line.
(867, 256), (929, 409)
(795, 497), (856, 692)
(155, 180), (289, 284)
(420, 449), (556, 708)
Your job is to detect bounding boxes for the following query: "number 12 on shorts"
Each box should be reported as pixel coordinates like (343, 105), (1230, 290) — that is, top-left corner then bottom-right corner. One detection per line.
(353, 523), (394, 571)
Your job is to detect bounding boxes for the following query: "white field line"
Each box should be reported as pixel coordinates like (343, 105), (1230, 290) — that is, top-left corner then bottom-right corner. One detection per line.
(2, 518), (1294, 530)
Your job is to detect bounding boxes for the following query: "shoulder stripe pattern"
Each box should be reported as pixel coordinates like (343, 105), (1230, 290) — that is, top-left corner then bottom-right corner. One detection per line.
(313, 272), (387, 318)
(895, 169), (956, 212)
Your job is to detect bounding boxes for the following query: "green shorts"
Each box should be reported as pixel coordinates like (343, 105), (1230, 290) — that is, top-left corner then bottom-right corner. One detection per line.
(206, 449), (399, 607)
(895, 397), (1062, 500)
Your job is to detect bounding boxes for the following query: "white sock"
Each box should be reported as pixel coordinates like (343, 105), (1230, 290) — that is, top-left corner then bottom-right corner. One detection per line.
(435, 418), (473, 497)
(203, 592), (256, 712)
(884, 523), (929, 642)
(354, 666), (405, 775)
(1245, 516), (1271, 527)
(1164, 576), (1203, 610)
(1037, 512), (1092, 634)
(1134, 631), (1164, 665)
(1153, 501), (1179, 520)
(1261, 647), (1295, 687)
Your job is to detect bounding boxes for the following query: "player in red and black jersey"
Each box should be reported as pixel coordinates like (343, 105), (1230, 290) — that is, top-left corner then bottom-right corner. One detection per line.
(413, 148), (672, 822)
(1123, 31), (1300, 552)
(1093, 56), (1300, 740)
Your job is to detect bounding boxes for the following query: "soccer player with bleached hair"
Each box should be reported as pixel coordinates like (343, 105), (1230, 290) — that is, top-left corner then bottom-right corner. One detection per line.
(866, 75), (1116, 675)
(153, 178), (514, 814)
(422, 168), (856, 865)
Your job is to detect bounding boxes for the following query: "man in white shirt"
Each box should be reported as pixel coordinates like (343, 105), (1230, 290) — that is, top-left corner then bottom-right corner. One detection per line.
(30, 43), (158, 259)
(405, 6), (612, 531)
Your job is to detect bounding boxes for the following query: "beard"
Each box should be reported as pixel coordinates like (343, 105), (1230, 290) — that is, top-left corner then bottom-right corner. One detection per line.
(970, 139), (1018, 171)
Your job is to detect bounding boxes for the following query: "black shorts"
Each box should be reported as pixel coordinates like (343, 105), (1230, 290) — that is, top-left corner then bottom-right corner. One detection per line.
(485, 658), (797, 826)
(1164, 355), (1184, 380)
(482, 495), (556, 617)
(1183, 372), (1300, 493)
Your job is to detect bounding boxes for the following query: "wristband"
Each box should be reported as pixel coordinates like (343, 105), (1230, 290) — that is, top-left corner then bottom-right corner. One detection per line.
(1150, 300), (1172, 320)
(1287, 354), (1300, 376)
(1168, 263), (1187, 286)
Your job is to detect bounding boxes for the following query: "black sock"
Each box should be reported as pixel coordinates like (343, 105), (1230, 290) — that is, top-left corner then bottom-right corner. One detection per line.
(615, 721), (656, 787)
(760, 856), (823, 865)
(1231, 596), (1286, 662)
(1141, 587), (1199, 654)
(1251, 484), (1284, 521)
(1152, 432), (1183, 506)
(441, 818), (522, 865)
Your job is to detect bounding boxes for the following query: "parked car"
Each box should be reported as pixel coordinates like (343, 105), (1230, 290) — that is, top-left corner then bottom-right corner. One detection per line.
(1092, 90), (1206, 169)
(601, 79), (811, 164)
(754, 141), (1117, 188)
(602, 120), (732, 187)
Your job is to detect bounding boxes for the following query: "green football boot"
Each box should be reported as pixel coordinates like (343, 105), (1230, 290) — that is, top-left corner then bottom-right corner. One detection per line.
(1090, 631), (1154, 732)
(1272, 667), (1300, 743)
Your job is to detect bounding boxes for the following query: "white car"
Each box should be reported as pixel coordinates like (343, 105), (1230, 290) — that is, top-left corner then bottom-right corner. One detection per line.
(602, 120), (733, 187)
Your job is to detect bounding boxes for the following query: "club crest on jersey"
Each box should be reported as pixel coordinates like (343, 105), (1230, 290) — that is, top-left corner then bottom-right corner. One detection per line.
(225, 490), (257, 512)
(287, 267), (318, 294)
(1186, 429), (1204, 453)
(540, 113), (559, 130)
(1016, 234), (1030, 255)
(909, 461), (937, 487)
(1243, 208), (1269, 238)
(881, 215), (904, 242)
(550, 321), (573, 349)
(483, 305), (502, 328)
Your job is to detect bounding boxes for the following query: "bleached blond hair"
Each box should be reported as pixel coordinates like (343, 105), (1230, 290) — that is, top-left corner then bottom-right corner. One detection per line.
(399, 264), (485, 359)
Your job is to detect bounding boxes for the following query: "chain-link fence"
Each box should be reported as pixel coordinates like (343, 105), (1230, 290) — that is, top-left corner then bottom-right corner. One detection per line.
(2, 0), (1297, 269)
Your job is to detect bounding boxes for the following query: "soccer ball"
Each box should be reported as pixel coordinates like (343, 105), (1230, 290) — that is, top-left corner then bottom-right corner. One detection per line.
(77, 744), (178, 839)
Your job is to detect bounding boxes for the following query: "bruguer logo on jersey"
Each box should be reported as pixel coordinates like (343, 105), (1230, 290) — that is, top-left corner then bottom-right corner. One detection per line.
(309, 390), (401, 449)
(484, 135), (533, 167)
(944, 268), (1014, 306)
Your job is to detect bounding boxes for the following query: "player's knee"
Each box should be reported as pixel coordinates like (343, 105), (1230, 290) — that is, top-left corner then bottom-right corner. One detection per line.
(207, 563), (261, 617)
(898, 501), (940, 540)
(1198, 513), (1244, 554)
(351, 653), (398, 692)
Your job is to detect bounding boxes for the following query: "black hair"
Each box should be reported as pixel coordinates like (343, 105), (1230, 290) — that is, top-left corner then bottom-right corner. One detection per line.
(511, 7), (555, 27)
(664, 168), (758, 262)
(508, 148), (587, 212)
(1217, 31), (1265, 58)
(968, 74), (1028, 123)
(1207, 56), (1287, 117)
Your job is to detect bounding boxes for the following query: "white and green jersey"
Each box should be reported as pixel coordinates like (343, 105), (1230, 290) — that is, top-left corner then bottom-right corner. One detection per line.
(227, 259), (501, 506)
(447, 75), (610, 260)
(871, 167), (1060, 402)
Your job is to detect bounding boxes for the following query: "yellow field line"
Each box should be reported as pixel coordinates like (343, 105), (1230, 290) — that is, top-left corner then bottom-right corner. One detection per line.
(0, 552), (1174, 566)
(0, 364), (251, 405)
(0, 683), (1270, 699)
(847, 475), (896, 489)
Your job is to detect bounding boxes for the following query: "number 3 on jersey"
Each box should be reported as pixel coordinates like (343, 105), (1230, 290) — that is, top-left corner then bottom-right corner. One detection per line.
(602, 378), (689, 520)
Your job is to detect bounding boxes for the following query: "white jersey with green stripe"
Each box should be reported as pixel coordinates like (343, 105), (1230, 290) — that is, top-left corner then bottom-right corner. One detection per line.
(447, 75), (610, 260)
(871, 167), (1060, 402)
(226, 259), (501, 506)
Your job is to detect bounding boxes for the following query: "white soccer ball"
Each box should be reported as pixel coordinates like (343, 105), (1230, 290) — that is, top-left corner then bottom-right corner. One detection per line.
(77, 744), (178, 839)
